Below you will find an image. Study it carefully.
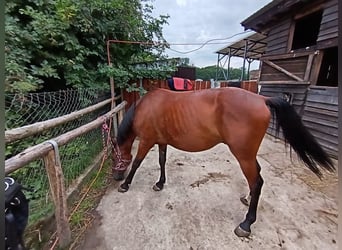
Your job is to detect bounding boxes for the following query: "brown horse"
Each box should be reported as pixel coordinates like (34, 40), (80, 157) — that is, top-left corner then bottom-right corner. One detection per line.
(111, 87), (334, 237)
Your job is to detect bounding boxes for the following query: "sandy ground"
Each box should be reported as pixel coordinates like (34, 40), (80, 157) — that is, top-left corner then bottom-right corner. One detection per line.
(78, 135), (338, 250)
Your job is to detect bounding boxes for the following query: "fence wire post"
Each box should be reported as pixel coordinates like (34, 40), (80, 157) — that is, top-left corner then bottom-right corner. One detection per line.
(44, 140), (71, 248)
(113, 114), (118, 137)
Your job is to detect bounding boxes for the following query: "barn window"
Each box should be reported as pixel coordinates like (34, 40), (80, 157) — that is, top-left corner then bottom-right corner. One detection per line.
(291, 10), (323, 50)
(317, 47), (338, 87)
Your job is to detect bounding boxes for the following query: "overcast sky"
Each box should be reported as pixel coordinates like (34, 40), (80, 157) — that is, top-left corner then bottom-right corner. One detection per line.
(151, 0), (272, 68)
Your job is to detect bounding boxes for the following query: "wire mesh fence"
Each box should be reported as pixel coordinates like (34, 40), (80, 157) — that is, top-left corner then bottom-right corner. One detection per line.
(5, 88), (112, 225)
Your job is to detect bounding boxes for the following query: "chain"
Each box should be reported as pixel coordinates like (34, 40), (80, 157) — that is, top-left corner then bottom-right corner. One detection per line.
(102, 116), (132, 172)
(101, 118), (111, 160)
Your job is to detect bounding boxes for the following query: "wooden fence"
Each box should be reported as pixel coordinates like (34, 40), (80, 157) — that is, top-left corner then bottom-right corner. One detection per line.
(259, 84), (338, 158)
(5, 96), (126, 248)
(302, 86), (338, 157)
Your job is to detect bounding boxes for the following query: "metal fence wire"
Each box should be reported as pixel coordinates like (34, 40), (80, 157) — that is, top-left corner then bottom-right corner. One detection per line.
(5, 88), (112, 224)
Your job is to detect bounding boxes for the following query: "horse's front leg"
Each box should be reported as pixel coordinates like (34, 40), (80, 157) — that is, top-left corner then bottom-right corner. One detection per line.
(234, 160), (264, 237)
(153, 144), (167, 191)
(118, 142), (152, 192)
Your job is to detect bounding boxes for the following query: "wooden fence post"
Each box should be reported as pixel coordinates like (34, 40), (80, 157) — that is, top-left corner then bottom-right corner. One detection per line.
(43, 141), (71, 248)
(113, 114), (118, 137)
(118, 108), (124, 124)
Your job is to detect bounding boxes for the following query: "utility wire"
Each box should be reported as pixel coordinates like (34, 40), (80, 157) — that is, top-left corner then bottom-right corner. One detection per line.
(107, 30), (253, 54)
(167, 30), (253, 54)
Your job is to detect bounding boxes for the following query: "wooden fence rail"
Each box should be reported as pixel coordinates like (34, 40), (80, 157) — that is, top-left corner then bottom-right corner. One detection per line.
(5, 101), (126, 174)
(5, 95), (121, 144)
(5, 100), (127, 248)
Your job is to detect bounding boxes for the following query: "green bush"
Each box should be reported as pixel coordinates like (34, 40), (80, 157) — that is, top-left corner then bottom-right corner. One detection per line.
(5, 0), (170, 93)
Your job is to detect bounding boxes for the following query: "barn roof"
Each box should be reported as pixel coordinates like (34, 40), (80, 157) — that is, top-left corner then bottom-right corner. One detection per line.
(215, 32), (267, 60)
(241, 0), (323, 33)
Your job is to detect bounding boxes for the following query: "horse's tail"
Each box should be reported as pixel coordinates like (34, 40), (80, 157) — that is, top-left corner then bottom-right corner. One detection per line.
(117, 103), (136, 145)
(265, 97), (335, 178)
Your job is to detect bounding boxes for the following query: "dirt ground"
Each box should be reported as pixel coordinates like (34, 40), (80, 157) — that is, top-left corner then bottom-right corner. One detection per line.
(77, 135), (338, 250)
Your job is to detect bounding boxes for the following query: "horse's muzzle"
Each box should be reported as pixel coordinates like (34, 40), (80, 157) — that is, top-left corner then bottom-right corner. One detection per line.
(113, 170), (125, 181)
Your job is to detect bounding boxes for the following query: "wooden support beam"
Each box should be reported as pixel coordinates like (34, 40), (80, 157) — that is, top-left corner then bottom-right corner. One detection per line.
(261, 51), (313, 61)
(43, 145), (71, 248)
(259, 81), (310, 85)
(304, 54), (315, 81)
(309, 51), (324, 85)
(241, 40), (248, 80)
(263, 60), (304, 82)
(118, 108), (124, 125)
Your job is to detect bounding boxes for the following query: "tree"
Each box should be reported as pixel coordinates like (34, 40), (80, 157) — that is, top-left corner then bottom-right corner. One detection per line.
(5, 0), (170, 93)
(196, 65), (243, 81)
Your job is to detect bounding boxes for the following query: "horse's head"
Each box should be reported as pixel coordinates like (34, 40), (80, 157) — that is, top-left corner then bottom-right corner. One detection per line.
(111, 138), (132, 180)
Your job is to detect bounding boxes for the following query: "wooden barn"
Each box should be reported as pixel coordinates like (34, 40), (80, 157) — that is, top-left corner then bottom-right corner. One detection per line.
(241, 0), (338, 157)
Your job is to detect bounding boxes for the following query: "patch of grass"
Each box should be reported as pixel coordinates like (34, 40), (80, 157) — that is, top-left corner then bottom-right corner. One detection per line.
(67, 158), (112, 249)
(25, 156), (113, 250)
(28, 202), (54, 224)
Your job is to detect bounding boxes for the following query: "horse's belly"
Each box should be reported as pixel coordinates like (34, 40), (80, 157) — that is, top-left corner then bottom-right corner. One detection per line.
(151, 118), (222, 152)
(167, 136), (222, 152)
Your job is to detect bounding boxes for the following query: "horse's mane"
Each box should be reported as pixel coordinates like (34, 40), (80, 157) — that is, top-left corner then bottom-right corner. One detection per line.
(117, 103), (136, 146)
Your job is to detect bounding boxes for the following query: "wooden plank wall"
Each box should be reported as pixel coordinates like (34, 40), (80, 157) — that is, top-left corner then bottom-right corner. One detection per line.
(265, 18), (291, 55)
(260, 84), (338, 158)
(260, 56), (309, 82)
(259, 83), (309, 138)
(317, 0), (338, 47)
(301, 86), (338, 157)
(264, 0), (338, 53)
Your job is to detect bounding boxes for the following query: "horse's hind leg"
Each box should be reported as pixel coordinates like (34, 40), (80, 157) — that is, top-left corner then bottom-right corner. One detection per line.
(234, 158), (264, 237)
(153, 144), (167, 191)
(118, 141), (153, 192)
(240, 163), (262, 207)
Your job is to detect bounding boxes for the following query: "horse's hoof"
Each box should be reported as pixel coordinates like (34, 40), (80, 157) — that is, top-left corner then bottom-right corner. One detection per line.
(234, 225), (251, 237)
(118, 184), (129, 193)
(113, 170), (125, 181)
(152, 184), (163, 191)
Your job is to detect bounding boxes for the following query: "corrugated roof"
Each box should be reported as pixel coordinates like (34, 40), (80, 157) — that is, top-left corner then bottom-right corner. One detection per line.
(215, 32), (267, 60)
